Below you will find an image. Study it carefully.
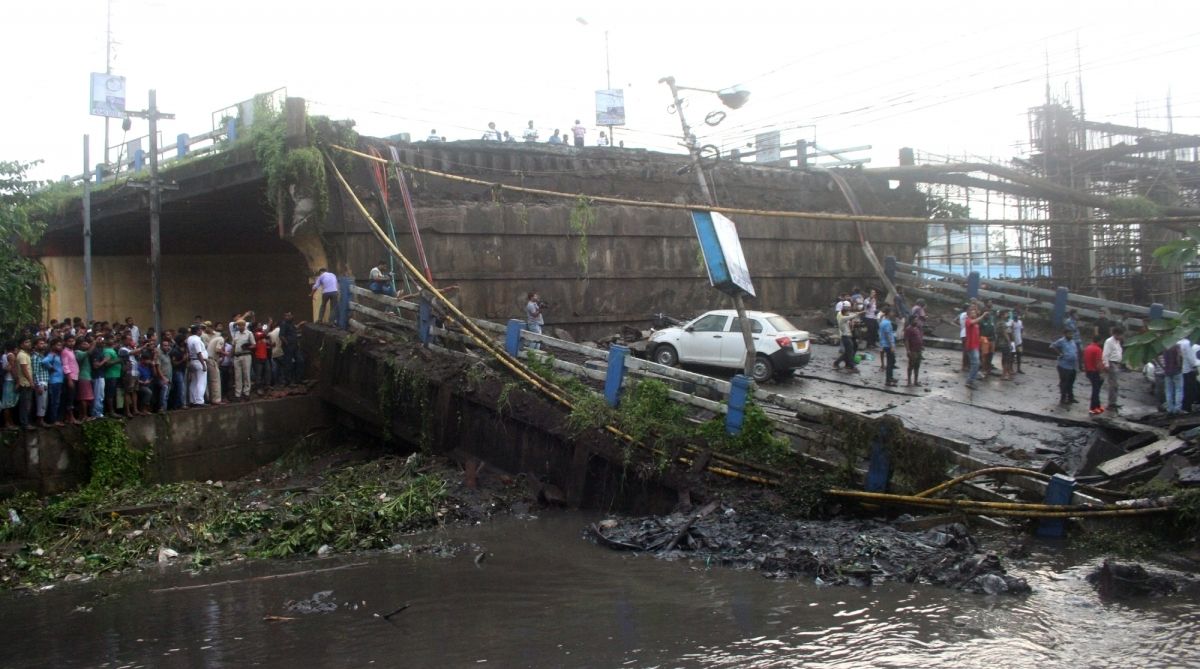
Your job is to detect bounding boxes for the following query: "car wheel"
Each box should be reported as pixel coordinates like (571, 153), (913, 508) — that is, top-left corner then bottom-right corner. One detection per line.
(751, 355), (774, 383)
(653, 345), (679, 367)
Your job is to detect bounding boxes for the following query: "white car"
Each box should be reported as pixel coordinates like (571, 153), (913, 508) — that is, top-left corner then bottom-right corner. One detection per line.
(647, 309), (812, 383)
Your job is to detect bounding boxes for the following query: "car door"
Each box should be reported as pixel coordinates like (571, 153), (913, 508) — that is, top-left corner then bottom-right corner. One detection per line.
(679, 313), (730, 365)
(723, 316), (764, 366)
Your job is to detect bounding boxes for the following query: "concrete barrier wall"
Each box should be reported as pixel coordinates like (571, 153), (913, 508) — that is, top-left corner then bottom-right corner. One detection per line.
(0, 395), (333, 496)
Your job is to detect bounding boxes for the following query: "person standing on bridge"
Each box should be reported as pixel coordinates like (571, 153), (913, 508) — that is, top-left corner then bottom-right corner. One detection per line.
(185, 325), (208, 407)
(571, 120), (586, 148)
(230, 320), (255, 401)
(1051, 328), (1079, 406)
(904, 317), (924, 387)
(963, 305), (986, 390)
(878, 307), (897, 386)
(525, 291), (546, 350)
(1101, 326), (1125, 414)
(312, 268), (339, 325)
(206, 325), (225, 405)
(523, 121), (539, 143)
(834, 303), (864, 373)
(482, 122), (502, 141)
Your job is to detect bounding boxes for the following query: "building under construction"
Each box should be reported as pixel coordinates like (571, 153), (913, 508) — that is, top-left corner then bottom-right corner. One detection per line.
(874, 99), (1200, 308)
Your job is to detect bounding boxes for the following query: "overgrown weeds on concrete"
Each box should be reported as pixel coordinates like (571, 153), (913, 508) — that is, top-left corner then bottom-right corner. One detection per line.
(0, 452), (446, 590)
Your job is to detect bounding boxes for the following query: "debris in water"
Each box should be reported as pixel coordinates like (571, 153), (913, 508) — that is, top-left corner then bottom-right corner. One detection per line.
(474, 552), (487, 566)
(284, 590), (338, 614)
(382, 603), (409, 620)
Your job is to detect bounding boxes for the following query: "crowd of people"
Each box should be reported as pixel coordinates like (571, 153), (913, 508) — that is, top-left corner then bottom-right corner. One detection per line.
(424, 120), (617, 148)
(831, 287), (927, 388)
(829, 288), (1200, 418)
(0, 311), (305, 431)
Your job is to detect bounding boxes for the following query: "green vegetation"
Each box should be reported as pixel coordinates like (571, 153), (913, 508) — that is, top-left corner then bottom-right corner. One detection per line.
(81, 419), (151, 490)
(0, 160), (50, 337)
(1124, 226), (1200, 369)
(0, 453), (446, 589)
(568, 196), (594, 276)
(250, 93), (358, 232)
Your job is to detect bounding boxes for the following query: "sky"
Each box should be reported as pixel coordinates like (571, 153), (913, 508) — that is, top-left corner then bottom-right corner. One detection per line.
(6, 0), (1200, 183)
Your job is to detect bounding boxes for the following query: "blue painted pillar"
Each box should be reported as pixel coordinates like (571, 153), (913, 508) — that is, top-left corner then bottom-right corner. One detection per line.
(418, 297), (433, 344)
(1037, 473), (1076, 538)
(725, 374), (751, 435)
(336, 276), (352, 329)
(133, 148), (145, 172)
(1052, 287), (1069, 329)
(176, 133), (189, 158)
(604, 345), (629, 407)
(865, 421), (893, 492)
(93, 164), (103, 183)
(966, 271), (981, 299)
(885, 256), (897, 283)
(1149, 303), (1164, 322)
(505, 319), (524, 356)
(226, 117), (238, 143)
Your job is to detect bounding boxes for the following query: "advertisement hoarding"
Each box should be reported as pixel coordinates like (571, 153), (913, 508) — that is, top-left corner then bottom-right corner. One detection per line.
(594, 89), (626, 126)
(690, 210), (755, 297)
(90, 73), (126, 118)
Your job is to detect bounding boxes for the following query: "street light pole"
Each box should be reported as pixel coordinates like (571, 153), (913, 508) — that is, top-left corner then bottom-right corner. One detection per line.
(126, 89), (175, 338)
(661, 76), (757, 381)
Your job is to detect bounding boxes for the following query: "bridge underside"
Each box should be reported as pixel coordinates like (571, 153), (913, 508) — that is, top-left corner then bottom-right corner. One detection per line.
(39, 175), (313, 328)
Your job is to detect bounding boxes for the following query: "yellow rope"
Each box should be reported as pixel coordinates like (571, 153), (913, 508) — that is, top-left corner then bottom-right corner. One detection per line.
(914, 466), (1129, 499)
(324, 151), (776, 487)
(327, 143), (1200, 228)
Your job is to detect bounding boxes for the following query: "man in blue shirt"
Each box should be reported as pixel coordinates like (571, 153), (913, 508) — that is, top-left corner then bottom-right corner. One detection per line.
(1051, 328), (1079, 406)
(41, 338), (65, 426)
(878, 307), (897, 386)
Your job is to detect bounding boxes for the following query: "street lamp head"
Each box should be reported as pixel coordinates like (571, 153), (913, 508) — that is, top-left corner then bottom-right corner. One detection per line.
(718, 87), (751, 110)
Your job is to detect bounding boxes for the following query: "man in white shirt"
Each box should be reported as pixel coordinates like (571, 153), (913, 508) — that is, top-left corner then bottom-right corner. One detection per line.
(571, 120), (586, 147)
(958, 305), (970, 372)
(206, 326), (226, 405)
(426, 129), (441, 142)
(1101, 326), (1125, 412)
(522, 121), (538, 143)
(185, 325), (208, 406)
(482, 121), (501, 141)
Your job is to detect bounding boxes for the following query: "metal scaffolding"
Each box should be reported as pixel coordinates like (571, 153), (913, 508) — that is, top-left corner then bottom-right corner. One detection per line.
(913, 98), (1200, 308)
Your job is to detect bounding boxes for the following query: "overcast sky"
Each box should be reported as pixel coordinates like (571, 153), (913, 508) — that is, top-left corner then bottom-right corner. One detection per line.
(6, 0), (1200, 183)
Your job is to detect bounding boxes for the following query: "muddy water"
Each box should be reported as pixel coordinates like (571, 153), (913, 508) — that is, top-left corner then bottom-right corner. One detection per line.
(2, 514), (1197, 668)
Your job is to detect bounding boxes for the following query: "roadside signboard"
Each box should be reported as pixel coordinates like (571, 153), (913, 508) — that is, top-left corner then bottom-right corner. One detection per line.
(90, 73), (126, 118)
(690, 210), (755, 297)
(595, 89), (626, 126)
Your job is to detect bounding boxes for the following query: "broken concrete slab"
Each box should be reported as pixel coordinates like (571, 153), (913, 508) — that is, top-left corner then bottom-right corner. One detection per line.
(1097, 437), (1189, 479)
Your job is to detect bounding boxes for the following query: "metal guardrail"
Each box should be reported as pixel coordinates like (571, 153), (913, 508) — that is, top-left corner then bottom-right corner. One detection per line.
(897, 260), (1180, 321)
(54, 88), (286, 188)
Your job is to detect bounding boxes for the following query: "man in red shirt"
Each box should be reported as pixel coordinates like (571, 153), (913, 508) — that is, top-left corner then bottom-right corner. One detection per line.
(252, 326), (270, 395)
(964, 305), (986, 389)
(1083, 334), (1105, 414)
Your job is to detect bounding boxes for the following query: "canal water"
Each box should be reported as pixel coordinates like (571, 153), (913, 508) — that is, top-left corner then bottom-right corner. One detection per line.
(2, 513), (1197, 668)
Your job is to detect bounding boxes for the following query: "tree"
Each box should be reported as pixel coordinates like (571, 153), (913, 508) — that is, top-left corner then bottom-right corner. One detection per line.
(1123, 226), (1200, 369)
(0, 160), (48, 338)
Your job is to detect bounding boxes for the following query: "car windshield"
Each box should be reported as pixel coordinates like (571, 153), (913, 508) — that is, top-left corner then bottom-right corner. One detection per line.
(766, 316), (798, 332)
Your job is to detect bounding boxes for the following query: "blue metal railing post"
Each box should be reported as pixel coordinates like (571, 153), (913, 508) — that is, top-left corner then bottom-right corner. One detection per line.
(505, 320), (523, 356)
(1037, 474), (1076, 538)
(1149, 303), (1164, 322)
(725, 374), (751, 435)
(865, 421), (893, 492)
(226, 117), (238, 143)
(1052, 287), (1069, 329)
(418, 297), (433, 344)
(133, 149), (145, 172)
(177, 133), (189, 158)
(966, 271), (981, 299)
(336, 277), (351, 329)
(604, 345), (629, 408)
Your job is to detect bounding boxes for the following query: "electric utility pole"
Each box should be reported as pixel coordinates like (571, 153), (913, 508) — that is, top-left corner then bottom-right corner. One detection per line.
(126, 89), (175, 337)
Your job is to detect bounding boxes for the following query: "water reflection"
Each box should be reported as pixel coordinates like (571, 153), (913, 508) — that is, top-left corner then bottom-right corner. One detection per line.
(0, 513), (1195, 668)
